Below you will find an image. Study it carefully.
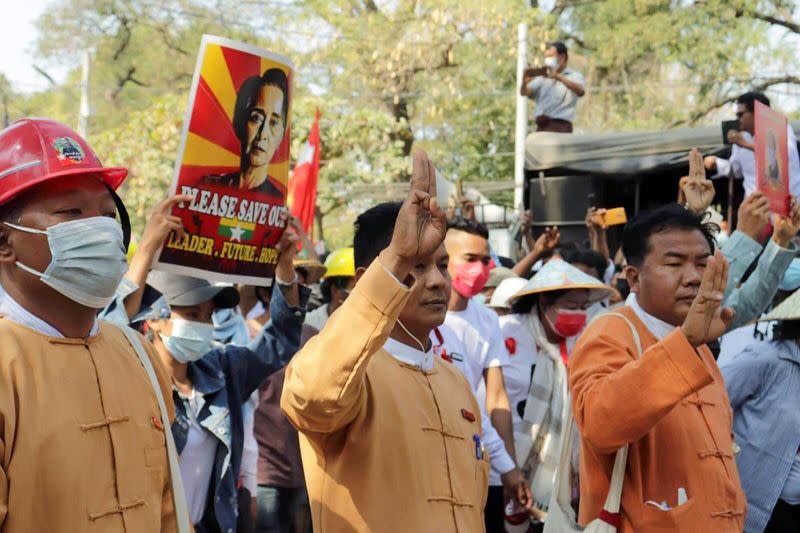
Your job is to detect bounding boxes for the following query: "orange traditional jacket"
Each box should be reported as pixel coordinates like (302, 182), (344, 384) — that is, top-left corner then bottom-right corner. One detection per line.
(0, 319), (178, 532)
(281, 260), (488, 532)
(569, 307), (746, 532)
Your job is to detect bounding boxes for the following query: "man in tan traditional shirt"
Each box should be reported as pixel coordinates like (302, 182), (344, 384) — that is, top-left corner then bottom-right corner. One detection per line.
(0, 119), (179, 531)
(570, 204), (750, 532)
(281, 151), (489, 532)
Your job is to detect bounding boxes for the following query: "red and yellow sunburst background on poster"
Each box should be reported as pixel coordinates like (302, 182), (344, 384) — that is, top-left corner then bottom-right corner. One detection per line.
(155, 36), (295, 285)
(181, 43), (292, 191)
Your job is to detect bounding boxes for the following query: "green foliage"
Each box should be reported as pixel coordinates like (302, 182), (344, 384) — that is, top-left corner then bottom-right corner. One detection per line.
(90, 94), (184, 237)
(6, 0), (800, 247)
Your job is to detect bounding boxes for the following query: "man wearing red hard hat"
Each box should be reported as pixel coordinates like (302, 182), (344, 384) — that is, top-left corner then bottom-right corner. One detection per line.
(0, 119), (187, 532)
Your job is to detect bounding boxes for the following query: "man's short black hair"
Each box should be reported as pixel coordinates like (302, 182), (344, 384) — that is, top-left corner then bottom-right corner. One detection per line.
(353, 202), (402, 268)
(561, 248), (608, 281)
(737, 92), (770, 113)
(547, 41), (568, 58)
(447, 217), (489, 239)
(622, 204), (718, 268)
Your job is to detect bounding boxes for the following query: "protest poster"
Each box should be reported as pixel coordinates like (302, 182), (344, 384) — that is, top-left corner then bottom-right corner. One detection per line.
(754, 100), (790, 217)
(154, 35), (293, 285)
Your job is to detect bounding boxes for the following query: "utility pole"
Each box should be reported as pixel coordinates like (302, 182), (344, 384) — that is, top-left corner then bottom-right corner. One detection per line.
(513, 23), (528, 211)
(78, 50), (91, 137)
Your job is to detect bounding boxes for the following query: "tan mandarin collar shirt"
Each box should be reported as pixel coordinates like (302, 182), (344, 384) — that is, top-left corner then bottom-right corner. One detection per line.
(0, 319), (178, 532)
(281, 260), (488, 532)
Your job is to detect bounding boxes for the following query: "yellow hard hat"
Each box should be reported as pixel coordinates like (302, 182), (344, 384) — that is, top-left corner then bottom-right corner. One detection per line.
(126, 242), (138, 263)
(323, 247), (355, 279)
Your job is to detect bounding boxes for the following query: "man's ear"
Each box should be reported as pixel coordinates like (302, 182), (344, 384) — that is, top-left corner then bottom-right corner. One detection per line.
(625, 265), (640, 294)
(355, 266), (367, 283)
(0, 226), (16, 264)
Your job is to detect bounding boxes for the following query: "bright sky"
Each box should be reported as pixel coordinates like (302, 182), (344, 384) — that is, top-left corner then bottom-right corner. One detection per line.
(1, 0), (68, 92)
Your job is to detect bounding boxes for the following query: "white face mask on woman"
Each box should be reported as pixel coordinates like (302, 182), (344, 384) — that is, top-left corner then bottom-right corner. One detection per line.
(4, 216), (128, 309)
(160, 319), (215, 363)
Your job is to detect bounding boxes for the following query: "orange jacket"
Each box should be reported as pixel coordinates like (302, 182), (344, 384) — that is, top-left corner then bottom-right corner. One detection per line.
(569, 307), (746, 532)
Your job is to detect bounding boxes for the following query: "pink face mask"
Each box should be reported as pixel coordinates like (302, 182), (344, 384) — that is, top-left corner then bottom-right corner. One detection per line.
(452, 261), (492, 298)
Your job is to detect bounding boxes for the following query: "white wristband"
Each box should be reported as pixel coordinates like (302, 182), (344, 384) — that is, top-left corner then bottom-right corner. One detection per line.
(275, 273), (298, 287)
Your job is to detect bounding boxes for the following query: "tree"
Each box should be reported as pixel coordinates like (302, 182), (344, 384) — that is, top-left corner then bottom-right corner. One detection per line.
(90, 94), (184, 237)
(552, 0), (800, 127)
(13, 0), (800, 247)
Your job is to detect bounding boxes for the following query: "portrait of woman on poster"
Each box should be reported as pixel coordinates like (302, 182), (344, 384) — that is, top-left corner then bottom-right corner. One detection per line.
(203, 68), (289, 198)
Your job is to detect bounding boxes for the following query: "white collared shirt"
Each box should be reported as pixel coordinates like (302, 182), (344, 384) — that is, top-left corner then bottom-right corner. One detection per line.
(713, 125), (800, 199)
(626, 293), (676, 341)
(383, 336), (435, 371)
(0, 287), (100, 338)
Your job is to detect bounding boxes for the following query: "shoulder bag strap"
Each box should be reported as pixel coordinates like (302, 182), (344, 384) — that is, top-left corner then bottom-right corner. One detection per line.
(595, 312), (641, 516)
(120, 326), (192, 533)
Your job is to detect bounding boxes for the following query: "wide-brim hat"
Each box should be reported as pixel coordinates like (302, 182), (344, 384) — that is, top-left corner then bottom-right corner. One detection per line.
(487, 266), (516, 289)
(508, 258), (613, 306)
(294, 258), (327, 276)
(761, 288), (800, 322)
(488, 277), (528, 309)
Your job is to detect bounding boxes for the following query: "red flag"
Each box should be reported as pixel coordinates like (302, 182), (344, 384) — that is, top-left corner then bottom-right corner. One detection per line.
(288, 109), (321, 235)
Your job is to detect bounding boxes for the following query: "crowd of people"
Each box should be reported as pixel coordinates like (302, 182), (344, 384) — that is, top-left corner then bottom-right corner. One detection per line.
(0, 82), (798, 533)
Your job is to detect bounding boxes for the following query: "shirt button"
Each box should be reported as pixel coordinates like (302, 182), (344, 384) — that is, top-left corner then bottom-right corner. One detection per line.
(217, 427), (227, 435)
(294, 311), (302, 318)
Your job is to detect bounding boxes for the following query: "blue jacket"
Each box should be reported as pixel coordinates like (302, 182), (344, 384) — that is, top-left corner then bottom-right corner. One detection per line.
(719, 339), (800, 532)
(174, 284), (308, 533)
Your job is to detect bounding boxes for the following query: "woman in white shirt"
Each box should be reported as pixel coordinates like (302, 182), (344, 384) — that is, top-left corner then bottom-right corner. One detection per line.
(499, 259), (612, 517)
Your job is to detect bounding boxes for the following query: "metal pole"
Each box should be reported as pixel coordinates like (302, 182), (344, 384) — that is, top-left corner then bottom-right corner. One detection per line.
(514, 23), (528, 210)
(78, 50), (91, 137)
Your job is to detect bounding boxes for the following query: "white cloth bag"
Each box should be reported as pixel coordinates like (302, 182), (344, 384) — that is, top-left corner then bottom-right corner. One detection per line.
(121, 326), (192, 533)
(543, 313), (642, 533)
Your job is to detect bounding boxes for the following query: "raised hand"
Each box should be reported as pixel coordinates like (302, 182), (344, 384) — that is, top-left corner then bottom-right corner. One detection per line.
(381, 150), (448, 281)
(772, 196), (800, 248)
(682, 149), (715, 213)
(737, 192), (771, 241)
(274, 214), (301, 305)
(680, 250), (735, 347)
(140, 194), (193, 253)
(586, 207), (606, 231)
(534, 226), (560, 256)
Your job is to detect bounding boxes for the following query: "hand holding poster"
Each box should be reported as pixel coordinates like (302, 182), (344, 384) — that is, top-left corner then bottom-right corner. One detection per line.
(755, 100), (790, 217)
(154, 35), (293, 284)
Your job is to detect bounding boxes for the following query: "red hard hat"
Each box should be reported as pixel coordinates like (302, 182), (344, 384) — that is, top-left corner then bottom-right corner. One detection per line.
(0, 118), (128, 206)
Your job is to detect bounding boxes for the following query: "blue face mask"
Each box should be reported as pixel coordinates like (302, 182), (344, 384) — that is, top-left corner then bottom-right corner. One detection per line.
(212, 308), (251, 346)
(473, 293), (487, 306)
(161, 319), (215, 363)
(779, 259), (800, 292)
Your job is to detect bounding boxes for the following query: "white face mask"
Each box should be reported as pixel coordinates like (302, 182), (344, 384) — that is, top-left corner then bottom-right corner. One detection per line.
(161, 319), (215, 363)
(544, 56), (559, 70)
(4, 216), (128, 309)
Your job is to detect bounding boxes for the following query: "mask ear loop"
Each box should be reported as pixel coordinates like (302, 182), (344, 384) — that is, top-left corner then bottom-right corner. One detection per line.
(396, 318), (428, 353)
(105, 184), (131, 251)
